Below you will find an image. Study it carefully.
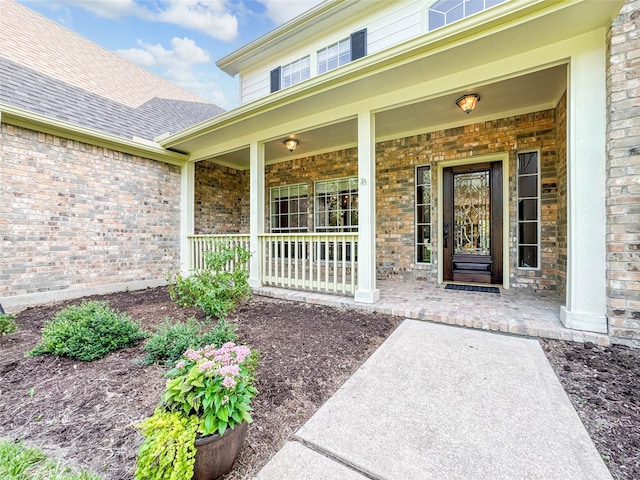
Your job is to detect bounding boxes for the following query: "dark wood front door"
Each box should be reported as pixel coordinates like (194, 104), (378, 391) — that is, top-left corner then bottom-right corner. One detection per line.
(442, 162), (503, 284)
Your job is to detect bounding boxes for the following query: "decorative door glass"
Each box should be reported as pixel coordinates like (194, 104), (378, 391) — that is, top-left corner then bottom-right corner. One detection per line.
(453, 171), (490, 255)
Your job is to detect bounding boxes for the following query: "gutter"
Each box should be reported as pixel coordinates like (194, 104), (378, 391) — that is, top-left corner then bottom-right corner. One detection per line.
(0, 104), (188, 166)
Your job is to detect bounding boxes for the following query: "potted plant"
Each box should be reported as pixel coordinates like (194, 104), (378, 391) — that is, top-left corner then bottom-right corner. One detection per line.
(135, 342), (258, 480)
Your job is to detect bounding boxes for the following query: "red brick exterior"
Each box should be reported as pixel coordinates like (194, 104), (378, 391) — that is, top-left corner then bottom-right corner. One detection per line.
(0, 123), (181, 299)
(606, 0), (640, 346)
(194, 161), (249, 234)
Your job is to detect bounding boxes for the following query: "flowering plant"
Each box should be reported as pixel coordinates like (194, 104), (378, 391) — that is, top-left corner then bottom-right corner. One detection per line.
(135, 342), (258, 480)
(162, 342), (258, 437)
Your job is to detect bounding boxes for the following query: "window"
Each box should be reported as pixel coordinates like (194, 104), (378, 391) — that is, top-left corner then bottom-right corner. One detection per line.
(270, 56), (310, 93)
(314, 177), (358, 232)
(416, 166), (432, 263)
(317, 29), (367, 75)
(270, 184), (309, 233)
(317, 38), (350, 74)
(427, 0), (507, 32)
(517, 151), (539, 269)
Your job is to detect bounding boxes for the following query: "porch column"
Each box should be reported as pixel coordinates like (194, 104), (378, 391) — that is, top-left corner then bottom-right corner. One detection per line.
(561, 41), (608, 333)
(179, 161), (195, 275)
(355, 110), (380, 303)
(248, 141), (265, 288)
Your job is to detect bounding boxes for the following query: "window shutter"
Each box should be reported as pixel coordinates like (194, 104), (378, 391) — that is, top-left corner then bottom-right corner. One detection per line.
(270, 67), (281, 93)
(350, 29), (367, 61)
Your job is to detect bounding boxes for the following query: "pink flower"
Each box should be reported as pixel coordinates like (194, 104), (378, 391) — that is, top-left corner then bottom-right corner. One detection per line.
(175, 360), (186, 369)
(198, 360), (217, 373)
(222, 376), (237, 388)
(219, 365), (240, 377)
(184, 349), (202, 362)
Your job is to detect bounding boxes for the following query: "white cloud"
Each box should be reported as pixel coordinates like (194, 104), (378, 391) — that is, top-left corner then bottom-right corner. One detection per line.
(115, 37), (233, 108)
(62, 0), (149, 19)
(257, 0), (324, 25)
(53, 0), (239, 41)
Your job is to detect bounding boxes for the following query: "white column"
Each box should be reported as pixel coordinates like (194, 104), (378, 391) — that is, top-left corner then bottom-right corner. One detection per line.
(355, 110), (380, 303)
(179, 161), (195, 275)
(248, 141), (265, 288)
(560, 41), (607, 333)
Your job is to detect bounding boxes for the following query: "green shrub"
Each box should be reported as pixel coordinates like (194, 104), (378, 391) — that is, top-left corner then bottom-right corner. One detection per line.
(27, 301), (145, 361)
(142, 317), (237, 366)
(0, 439), (101, 480)
(0, 313), (17, 336)
(168, 242), (251, 319)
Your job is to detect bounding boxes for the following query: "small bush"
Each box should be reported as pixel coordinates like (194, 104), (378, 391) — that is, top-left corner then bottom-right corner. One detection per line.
(168, 242), (251, 319)
(0, 313), (17, 336)
(0, 439), (101, 480)
(142, 317), (237, 366)
(27, 301), (145, 361)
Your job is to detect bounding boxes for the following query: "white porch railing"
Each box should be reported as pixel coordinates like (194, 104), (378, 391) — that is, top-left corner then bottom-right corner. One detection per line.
(188, 234), (250, 271)
(260, 233), (358, 294)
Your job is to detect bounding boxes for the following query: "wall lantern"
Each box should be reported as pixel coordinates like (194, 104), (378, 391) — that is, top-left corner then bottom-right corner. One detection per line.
(455, 94), (480, 114)
(284, 138), (298, 152)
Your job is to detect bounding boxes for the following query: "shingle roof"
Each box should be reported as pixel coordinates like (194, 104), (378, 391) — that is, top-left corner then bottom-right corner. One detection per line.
(0, 57), (224, 141)
(0, 0), (208, 108)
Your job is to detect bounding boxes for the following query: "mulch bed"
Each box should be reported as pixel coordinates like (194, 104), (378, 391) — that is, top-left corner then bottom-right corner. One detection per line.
(0, 287), (638, 479)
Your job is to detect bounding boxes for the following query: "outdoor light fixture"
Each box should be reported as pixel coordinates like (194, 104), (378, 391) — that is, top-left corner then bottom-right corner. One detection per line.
(456, 94), (480, 114)
(284, 138), (298, 152)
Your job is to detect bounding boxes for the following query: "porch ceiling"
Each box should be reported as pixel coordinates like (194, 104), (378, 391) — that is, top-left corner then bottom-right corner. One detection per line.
(210, 64), (566, 170)
(165, 0), (620, 170)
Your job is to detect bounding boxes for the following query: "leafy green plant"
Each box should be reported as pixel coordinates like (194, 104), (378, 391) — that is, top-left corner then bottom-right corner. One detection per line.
(162, 342), (258, 437)
(136, 342), (258, 479)
(0, 313), (18, 336)
(27, 301), (145, 361)
(142, 317), (237, 366)
(134, 410), (199, 480)
(168, 242), (251, 319)
(0, 439), (101, 480)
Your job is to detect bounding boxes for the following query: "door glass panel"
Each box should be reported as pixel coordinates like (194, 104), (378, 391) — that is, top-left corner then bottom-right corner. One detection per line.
(453, 170), (490, 255)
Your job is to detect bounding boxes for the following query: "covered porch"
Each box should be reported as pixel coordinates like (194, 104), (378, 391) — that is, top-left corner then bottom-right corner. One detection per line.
(166, 1), (623, 337)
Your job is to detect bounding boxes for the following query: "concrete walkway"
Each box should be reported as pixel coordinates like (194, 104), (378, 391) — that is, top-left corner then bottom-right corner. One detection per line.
(255, 320), (611, 480)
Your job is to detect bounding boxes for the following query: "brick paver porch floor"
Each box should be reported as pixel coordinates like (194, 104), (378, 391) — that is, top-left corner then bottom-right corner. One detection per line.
(254, 280), (610, 345)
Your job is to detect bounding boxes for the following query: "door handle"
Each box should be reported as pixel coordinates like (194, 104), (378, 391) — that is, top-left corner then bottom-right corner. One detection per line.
(443, 223), (449, 249)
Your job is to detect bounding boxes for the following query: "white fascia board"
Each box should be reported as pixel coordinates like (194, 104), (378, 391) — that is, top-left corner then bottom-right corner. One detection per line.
(216, 0), (353, 76)
(0, 104), (189, 166)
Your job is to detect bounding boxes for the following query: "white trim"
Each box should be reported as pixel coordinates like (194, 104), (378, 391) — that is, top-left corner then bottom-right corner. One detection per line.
(180, 162), (195, 275)
(436, 152), (510, 289)
(355, 110), (380, 303)
(561, 38), (608, 333)
(249, 142), (266, 288)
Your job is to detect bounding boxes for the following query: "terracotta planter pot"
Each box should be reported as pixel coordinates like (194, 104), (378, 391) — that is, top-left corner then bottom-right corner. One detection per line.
(193, 422), (248, 480)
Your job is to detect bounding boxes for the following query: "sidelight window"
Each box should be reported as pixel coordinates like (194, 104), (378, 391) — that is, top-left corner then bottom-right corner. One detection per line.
(416, 166), (432, 263)
(517, 151), (540, 269)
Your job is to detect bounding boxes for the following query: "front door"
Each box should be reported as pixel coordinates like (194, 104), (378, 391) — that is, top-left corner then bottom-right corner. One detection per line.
(442, 162), (503, 284)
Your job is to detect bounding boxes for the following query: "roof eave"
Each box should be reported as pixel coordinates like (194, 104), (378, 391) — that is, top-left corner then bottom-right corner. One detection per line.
(216, 0), (353, 76)
(0, 104), (189, 166)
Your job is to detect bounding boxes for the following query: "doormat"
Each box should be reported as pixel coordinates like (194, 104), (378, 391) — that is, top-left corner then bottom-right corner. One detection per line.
(445, 284), (500, 294)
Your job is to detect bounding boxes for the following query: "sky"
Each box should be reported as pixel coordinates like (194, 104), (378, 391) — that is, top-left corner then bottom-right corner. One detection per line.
(18, 0), (324, 110)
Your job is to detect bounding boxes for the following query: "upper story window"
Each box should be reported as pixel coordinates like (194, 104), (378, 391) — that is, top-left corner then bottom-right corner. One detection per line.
(427, 0), (507, 31)
(271, 29), (367, 93)
(317, 38), (350, 75)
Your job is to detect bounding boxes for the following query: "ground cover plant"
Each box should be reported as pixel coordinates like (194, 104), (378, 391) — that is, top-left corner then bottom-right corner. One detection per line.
(0, 439), (100, 480)
(0, 313), (18, 336)
(0, 287), (638, 480)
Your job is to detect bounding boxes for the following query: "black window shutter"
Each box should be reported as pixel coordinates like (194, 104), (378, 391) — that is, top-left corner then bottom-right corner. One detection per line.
(270, 67), (281, 93)
(350, 28), (367, 61)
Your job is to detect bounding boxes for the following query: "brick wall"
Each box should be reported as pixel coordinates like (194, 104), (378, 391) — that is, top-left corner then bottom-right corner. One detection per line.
(194, 161), (249, 234)
(606, 0), (640, 346)
(263, 108), (562, 290)
(556, 92), (567, 297)
(0, 123), (181, 300)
